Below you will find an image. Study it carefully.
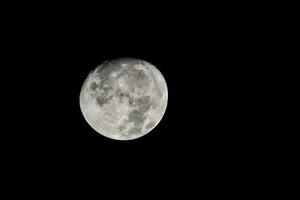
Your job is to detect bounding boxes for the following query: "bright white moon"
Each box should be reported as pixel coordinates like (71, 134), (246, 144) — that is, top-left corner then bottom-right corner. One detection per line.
(79, 58), (168, 140)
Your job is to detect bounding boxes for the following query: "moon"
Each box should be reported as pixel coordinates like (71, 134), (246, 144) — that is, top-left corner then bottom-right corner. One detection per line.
(79, 58), (168, 140)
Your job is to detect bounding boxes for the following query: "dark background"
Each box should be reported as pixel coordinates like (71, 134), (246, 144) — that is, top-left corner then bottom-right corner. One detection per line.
(2, 2), (277, 196)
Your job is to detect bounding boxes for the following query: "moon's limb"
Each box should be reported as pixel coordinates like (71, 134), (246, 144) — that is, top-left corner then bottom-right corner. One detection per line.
(79, 58), (168, 140)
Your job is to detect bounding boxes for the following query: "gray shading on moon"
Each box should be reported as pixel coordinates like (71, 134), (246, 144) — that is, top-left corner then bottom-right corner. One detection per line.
(79, 58), (168, 140)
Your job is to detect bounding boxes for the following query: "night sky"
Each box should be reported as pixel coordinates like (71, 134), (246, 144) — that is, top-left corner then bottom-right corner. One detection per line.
(2, 2), (269, 196)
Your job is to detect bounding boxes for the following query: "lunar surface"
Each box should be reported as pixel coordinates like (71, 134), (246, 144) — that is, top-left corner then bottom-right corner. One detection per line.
(79, 58), (168, 140)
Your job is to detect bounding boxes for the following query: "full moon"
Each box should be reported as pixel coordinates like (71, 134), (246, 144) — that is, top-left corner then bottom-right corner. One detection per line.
(79, 58), (168, 140)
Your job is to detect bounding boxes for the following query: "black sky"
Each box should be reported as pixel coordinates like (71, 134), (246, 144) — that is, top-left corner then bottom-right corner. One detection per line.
(2, 2), (271, 195)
